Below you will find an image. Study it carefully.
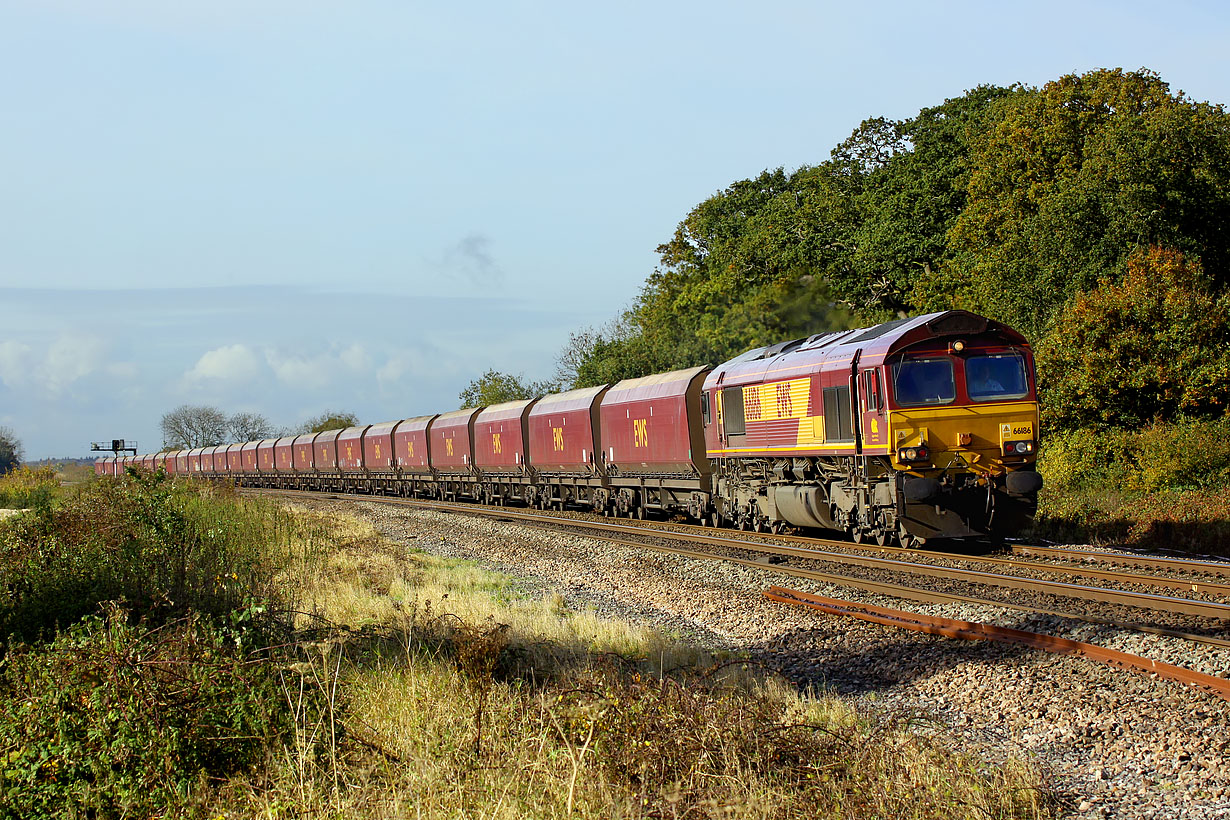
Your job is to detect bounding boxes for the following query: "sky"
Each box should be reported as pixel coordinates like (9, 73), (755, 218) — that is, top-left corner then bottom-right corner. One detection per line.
(3, 0), (1229, 458)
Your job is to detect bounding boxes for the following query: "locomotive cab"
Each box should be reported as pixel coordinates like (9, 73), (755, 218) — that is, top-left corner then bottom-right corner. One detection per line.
(885, 335), (1043, 542)
(703, 309), (1044, 546)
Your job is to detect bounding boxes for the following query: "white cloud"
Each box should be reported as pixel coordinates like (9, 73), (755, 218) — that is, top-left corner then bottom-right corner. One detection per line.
(184, 344), (262, 386)
(0, 336), (109, 395)
(0, 342), (33, 387)
(43, 336), (105, 393)
(106, 362), (139, 379)
(265, 344), (372, 388)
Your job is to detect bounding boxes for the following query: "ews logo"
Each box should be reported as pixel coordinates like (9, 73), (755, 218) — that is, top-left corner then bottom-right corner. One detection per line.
(775, 382), (793, 418)
(445, 437), (454, 457)
(552, 427), (565, 452)
(633, 418), (649, 448)
(492, 433), (502, 454)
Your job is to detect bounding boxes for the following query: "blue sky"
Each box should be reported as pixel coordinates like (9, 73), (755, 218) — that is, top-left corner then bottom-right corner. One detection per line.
(3, 0), (1229, 458)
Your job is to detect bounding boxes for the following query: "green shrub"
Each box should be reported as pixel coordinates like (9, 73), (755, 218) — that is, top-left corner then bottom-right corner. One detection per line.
(0, 466), (58, 515)
(1036, 419), (1230, 551)
(1039, 417), (1230, 495)
(1131, 417), (1230, 492)
(0, 604), (291, 820)
(0, 472), (294, 644)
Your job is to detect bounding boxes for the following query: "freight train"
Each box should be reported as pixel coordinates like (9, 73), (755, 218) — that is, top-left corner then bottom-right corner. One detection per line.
(96, 310), (1043, 547)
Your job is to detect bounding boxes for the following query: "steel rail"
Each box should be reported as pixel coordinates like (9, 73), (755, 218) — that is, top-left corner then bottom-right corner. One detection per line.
(591, 534), (1230, 649)
(763, 586), (1230, 703)
(1008, 542), (1230, 579)
(248, 487), (1229, 593)
(408, 499), (1230, 621)
(720, 530), (1230, 591)
(667, 524), (1230, 597)
(247, 488), (1230, 629)
(630, 516), (1230, 588)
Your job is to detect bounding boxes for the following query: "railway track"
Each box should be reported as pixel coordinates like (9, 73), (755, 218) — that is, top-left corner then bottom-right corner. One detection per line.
(246, 487), (1230, 646)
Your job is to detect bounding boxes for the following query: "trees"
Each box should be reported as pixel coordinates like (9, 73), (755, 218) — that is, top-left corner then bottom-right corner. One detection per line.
(162, 407), (278, 446)
(571, 164), (863, 385)
(923, 68), (1230, 336)
(1037, 247), (1230, 430)
(161, 406), (228, 449)
(845, 85), (1024, 315)
(458, 370), (556, 408)
(302, 411), (359, 434)
(228, 412), (274, 442)
(0, 427), (22, 475)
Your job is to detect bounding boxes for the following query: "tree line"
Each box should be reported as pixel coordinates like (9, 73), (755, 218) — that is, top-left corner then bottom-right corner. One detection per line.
(158, 407), (360, 450)
(527, 68), (1230, 435)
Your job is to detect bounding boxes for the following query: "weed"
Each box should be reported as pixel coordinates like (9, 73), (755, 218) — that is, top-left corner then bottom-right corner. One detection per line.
(0, 603), (291, 820)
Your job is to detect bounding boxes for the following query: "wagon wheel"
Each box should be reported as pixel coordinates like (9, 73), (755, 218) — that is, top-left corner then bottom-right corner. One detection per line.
(635, 505), (646, 520)
(753, 517), (765, 534)
(872, 526), (891, 547)
(850, 526), (864, 544)
(898, 522), (921, 549)
(770, 520), (784, 535)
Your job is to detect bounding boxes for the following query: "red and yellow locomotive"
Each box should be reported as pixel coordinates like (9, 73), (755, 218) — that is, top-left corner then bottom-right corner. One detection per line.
(703, 310), (1042, 545)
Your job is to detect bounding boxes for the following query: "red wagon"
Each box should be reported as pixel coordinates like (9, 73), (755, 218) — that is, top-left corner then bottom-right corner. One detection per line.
(527, 385), (608, 510)
(598, 366), (711, 518)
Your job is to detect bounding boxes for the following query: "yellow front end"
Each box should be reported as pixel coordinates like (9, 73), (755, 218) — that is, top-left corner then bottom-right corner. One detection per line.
(888, 401), (1040, 476)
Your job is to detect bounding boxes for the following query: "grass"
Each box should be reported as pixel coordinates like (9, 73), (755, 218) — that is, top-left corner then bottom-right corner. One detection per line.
(0, 477), (1057, 819)
(221, 506), (1055, 819)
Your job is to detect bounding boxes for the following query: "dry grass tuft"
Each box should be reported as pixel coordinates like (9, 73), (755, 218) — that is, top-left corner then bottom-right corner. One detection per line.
(216, 505), (1057, 820)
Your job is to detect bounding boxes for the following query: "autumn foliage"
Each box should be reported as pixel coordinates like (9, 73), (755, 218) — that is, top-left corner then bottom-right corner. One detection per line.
(1038, 247), (1230, 430)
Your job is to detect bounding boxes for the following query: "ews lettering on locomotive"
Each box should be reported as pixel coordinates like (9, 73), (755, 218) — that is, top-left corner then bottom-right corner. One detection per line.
(744, 389), (762, 421)
(775, 382), (792, 418)
(633, 418), (649, 448)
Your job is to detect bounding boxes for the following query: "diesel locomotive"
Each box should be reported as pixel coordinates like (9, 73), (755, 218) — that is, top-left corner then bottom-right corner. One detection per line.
(97, 310), (1043, 547)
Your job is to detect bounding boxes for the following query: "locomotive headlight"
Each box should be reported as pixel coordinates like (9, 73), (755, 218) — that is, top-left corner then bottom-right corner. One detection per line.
(898, 445), (930, 463)
(1003, 440), (1035, 456)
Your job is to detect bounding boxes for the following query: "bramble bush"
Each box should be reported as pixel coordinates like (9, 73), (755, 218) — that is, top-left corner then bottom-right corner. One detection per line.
(0, 471), (293, 644)
(0, 474), (324, 819)
(0, 604), (291, 820)
(1040, 417), (1230, 495)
